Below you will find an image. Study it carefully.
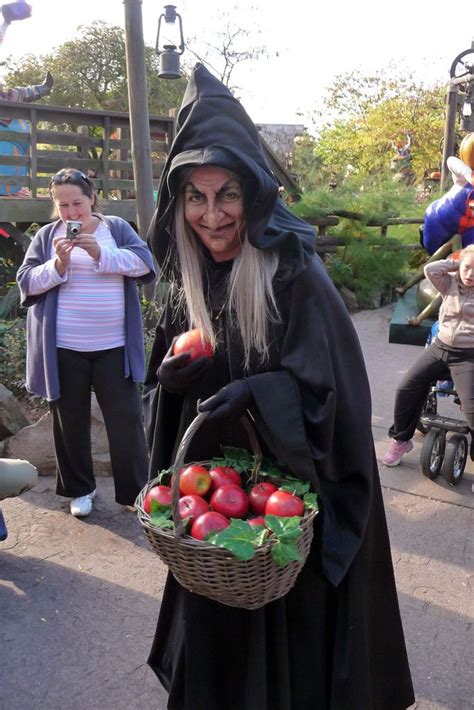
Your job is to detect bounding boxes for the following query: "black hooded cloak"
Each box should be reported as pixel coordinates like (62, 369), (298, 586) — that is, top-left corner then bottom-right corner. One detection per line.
(143, 64), (414, 710)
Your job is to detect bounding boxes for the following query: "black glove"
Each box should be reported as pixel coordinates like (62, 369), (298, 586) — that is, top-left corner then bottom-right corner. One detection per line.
(198, 379), (252, 422)
(37, 72), (53, 97)
(158, 340), (212, 394)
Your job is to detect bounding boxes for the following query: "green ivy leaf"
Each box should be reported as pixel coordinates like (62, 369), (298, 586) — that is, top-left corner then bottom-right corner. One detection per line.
(149, 513), (175, 530)
(180, 516), (192, 531)
(303, 492), (319, 511)
(265, 515), (302, 541)
(211, 446), (256, 473)
(156, 467), (174, 485)
(148, 499), (172, 516)
(260, 456), (287, 478)
(279, 480), (310, 496)
(271, 540), (303, 567)
(207, 519), (269, 561)
(264, 514), (303, 566)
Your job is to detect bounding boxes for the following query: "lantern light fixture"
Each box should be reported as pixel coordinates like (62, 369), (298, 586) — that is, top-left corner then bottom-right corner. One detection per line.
(155, 4), (185, 79)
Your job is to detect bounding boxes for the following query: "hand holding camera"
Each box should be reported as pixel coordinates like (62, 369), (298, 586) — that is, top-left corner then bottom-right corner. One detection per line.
(53, 231), (76, 275)
(65, 220), (82, 240)
(64, 219), (101, 260)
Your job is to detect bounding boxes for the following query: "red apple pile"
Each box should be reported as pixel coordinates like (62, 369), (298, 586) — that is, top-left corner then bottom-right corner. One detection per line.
(143, 463), (307, 542)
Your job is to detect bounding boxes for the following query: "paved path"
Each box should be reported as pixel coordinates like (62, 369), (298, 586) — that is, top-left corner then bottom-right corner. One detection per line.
(1, 305), (472, 709)
(353, 306), (473, 710)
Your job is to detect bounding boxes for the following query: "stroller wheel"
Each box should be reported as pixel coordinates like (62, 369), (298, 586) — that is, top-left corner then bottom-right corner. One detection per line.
(441, 434), (467, 486)
(420, 428), (446, 479)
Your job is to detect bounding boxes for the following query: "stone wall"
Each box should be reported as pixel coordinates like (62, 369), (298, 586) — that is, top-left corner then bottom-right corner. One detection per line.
(256, 123), (306, 166)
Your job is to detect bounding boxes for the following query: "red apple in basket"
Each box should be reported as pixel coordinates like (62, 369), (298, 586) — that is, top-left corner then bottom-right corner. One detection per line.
(144, 485), (173, 514)
(190, 511), (230, 541)
(179, 465), (212, 497)
(248, 482), (278, 515)
(265, 490), (304, 517)
(209, 465), (242, 492)
(210, 484), (249, 519)
(179, 495), (210, 524)
(248, 516), (267, 528)
(173, 328), (213, 362)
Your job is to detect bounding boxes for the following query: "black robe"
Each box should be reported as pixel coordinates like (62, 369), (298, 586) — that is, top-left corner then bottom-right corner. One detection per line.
(143, 63), (415, 710)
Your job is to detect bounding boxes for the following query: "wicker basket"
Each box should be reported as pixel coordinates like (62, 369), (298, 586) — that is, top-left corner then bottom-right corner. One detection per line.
(136, 411), (318, 610)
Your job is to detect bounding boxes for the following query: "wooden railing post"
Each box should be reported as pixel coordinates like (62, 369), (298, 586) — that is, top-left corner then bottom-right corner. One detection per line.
(30, 108), (37, 197)
(441, 83), (459, 192)
(102, 116), (110, 199)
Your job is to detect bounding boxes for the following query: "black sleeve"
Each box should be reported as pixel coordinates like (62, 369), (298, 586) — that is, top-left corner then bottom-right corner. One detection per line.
(246, 257), (375, 587)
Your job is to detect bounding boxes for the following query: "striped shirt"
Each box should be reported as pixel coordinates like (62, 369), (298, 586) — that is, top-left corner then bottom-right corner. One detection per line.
(26, 220), (150, 351)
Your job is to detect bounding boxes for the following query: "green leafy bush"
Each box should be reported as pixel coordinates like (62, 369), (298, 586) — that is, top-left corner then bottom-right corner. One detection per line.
(0, 317), (27, 397)
(326, 236), (409, 308)
(292, 176), (424, 227)
(290, 176), (427, 305)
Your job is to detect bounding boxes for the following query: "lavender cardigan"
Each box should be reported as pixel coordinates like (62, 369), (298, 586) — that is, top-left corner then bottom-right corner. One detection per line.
(16, 216), (156, 401)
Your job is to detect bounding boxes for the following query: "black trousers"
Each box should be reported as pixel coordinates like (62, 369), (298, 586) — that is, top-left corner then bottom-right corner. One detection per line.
(388, 338), (474, 442)
(50, 347), (148, 505)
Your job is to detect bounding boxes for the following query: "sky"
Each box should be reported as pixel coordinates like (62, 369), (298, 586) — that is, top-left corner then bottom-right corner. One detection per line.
(0, 0), (472, 129)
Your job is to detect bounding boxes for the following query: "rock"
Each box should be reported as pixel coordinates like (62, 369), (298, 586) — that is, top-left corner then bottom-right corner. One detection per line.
(381, 287), (395, 306)
(338, 286), (359, 313)
(367, 289), (383, 309)
(0, 384), (30, 440)
(1, 394), (111, 476)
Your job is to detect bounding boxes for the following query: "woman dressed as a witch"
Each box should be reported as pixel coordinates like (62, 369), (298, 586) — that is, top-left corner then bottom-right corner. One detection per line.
(143, 64), (415, 710)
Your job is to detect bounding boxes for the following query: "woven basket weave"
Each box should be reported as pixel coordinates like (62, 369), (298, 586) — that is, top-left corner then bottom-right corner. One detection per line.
(136, 412), (318, 610)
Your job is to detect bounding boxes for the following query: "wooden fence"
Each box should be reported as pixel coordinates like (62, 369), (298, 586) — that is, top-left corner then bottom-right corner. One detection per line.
(309, 212), (424, 256)
(0, 100), (176, 232)
(0, 99), (175, 196)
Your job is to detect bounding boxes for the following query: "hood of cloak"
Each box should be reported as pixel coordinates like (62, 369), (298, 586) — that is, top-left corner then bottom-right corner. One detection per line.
(148, 62), (315, 287)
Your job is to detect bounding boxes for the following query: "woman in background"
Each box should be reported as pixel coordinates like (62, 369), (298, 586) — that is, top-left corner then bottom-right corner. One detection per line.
(17, 168), (155, 516)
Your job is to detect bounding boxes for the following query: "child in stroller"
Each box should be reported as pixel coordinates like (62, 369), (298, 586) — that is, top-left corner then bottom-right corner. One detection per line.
(383, 247), (474, 478)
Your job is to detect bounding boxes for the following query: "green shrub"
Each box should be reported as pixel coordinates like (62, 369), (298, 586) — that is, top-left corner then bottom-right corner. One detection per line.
(0, 317), (27, 397)
(326, 236), (410, 308)
(141, 280), (170, 369)
(293, 176), (424, 220)
(291, 176), (426, 305)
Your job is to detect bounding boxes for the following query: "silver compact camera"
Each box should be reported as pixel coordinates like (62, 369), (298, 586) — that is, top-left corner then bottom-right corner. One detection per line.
(65, 220), (82, 240)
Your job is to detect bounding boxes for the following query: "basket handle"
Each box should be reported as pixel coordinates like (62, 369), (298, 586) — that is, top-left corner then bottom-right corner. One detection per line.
(171, 410), (261, 537)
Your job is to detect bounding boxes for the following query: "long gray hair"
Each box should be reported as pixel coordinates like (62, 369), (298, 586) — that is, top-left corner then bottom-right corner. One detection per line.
(172, 186), (280, 368)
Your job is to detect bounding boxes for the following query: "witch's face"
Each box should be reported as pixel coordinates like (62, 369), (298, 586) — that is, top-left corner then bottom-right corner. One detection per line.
(183, 166), (245, 262)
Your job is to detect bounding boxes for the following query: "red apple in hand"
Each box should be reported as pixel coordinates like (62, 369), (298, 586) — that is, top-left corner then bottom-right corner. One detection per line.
(144, 485), (172, 514)
(265, 490), (304, 517)
(178, 495), (209, 523)
(210, 484), (249, 519)
(173, 328), (213, 362)
(190, 511), (230, 540)
(179, 465), (212, 497)
(248, 482), (278, 515)
(209, 466), (242, 492)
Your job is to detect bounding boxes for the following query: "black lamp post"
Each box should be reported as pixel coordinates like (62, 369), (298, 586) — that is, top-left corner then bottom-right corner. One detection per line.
(155, 4), (185, 79)
(123, 1), (185, 249)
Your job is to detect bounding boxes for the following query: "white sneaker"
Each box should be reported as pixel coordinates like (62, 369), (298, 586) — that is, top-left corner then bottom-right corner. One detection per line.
(70, 489), (96, 517)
